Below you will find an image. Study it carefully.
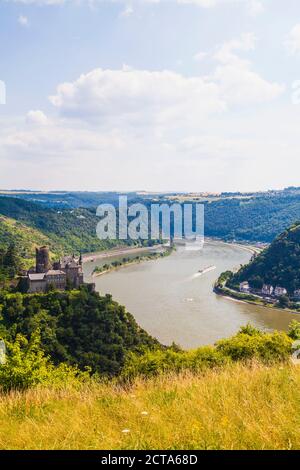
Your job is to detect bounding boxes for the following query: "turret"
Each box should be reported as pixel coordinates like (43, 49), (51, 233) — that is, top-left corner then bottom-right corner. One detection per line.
(36, 246), (52, 273)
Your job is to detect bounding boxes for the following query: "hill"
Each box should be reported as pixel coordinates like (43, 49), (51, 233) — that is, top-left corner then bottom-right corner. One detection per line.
(229, 222), (300, 294)
(0, 196), (133, 259)
(0, 215), (60, 267)
(203, 191), (300, 242)
(0, 361), (299, 450)
(0, 288), (160, 375)
(4, 187), (300, 242)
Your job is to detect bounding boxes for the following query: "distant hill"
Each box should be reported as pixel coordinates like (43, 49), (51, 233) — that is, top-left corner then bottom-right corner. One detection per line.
(229, 222), (300, 294)
(3, 187), (300, 242)
(0, 215), (58, 268)
(0, 196), (133, 259)
(203, 191), (300, 242)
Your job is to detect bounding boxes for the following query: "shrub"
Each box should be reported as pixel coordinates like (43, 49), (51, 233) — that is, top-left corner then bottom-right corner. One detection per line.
(0, 331), (89, 392)
(121, 325), (293, 381)
(0, 331), (52, 392)
(288, 320), (300, 340)
(121, 346), (228, 381)
(216, 331), (292, 363)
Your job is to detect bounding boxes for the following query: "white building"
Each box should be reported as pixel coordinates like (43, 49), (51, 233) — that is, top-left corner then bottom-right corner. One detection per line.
(262, 284), (274, 296)
(240, 281), (250, 293)
(274, 286), (288, 297)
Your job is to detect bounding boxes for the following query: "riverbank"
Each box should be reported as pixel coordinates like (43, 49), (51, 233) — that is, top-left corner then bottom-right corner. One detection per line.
(214, 280), (300, 315)
(92, 247), (173, 277)
(83, 244), (166, 264)
(205, 237), (265, 256)
(84, 238), (263, 266)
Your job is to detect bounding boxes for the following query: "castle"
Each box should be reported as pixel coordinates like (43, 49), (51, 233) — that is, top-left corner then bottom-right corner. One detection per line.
(26, 246), (85, 293)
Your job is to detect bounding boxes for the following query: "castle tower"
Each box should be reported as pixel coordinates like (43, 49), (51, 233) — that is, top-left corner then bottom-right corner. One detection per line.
(36, 246), (52, 273)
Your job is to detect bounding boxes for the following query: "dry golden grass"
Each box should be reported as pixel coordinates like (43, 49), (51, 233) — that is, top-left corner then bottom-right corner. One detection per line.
(0, 362), (300, 450)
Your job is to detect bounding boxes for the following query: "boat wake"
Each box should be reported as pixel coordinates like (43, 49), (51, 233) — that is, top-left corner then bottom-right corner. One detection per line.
(192, 265), (216, 279)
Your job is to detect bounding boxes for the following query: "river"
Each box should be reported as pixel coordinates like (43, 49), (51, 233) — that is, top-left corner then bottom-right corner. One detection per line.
(83, 241), (299, 349)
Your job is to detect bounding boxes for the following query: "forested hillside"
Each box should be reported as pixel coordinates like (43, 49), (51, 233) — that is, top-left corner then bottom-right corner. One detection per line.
(204, 192), (300, 242)
(0, 197), (133, 259)
(229, 222), (300, 294)
(3, 187), (300, 243)
(0, 287), (160, 375)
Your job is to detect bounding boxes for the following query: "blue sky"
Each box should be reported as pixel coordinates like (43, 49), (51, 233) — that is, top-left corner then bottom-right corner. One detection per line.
(0, 0), (300, 192)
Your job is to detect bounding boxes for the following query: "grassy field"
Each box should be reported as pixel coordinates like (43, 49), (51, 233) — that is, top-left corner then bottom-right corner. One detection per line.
(1, 361), (300, 450)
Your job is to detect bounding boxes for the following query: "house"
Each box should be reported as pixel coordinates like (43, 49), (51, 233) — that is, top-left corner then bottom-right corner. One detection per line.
(239, 281), (250, 293)
(262, 284), (274, 296)
(274, 286), (288, 297)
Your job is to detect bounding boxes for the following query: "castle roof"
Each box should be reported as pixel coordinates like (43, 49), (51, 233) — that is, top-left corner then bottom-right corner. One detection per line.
(45, 270), (66, 276)
(28, 273), (45, 281)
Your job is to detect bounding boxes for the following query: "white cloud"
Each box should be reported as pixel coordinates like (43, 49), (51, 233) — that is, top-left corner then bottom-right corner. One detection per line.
(49, 66), (226, 127)
(214, 32), (256, 66)
(1, 51), (282, 189)
(285, 24), (300, 56)
(120, 4), (134, 16)
(26, 110), (49, 125)
(193, 51), (208, 62)
(212, 33), (284, 106)
(18, 15), (29, 26)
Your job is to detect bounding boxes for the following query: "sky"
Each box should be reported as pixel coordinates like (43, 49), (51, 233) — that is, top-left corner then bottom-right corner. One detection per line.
(0, 0), (300, 192)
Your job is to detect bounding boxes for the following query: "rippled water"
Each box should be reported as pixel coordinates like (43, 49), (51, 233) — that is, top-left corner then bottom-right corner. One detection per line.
(83, 241), (300, 348)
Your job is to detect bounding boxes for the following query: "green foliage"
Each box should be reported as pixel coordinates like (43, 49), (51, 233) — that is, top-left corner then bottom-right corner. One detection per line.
(0, 214), (57, 270)
(121, 346), (227, 381)
(0, 243), (23, 283)
(278, 295), (290, 308)
(92, 250), (170, 275)
(203, 191), (300, 242)
(238, 323), (262, 336)
(216, 330), (292, 363)
(214, 270), (233, 288)
(0, 331), (52, 392)
(121, 326), (293, 381)
(5, 187), (300, 243)
(0, 331), (92, 392)
(288, 320), (300, 340)
(0, 288), (159, 376)
(0, 197), (138, 258)
(229, 222), (300, 294)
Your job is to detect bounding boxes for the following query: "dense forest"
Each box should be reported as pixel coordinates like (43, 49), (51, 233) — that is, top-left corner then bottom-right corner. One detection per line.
(3, 187), (300, 243)
(0, 197), (137, 263)
(203, 192), (300, 242)
(229, 222), (300, 294)
(0, 287), (160, 375)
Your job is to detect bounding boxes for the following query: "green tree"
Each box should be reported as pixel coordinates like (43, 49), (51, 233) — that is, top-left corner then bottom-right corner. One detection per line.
(0, 331), (51, 392)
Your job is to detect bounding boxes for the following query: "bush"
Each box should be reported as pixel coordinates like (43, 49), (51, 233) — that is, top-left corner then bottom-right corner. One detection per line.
(121, 346), (228, 381)
(0, 331), (51, 392)
(288, 320), (300, 340)
(216, 330), (292, 363)
(0, 331), (89, 392)
(121, 325), (293, 381)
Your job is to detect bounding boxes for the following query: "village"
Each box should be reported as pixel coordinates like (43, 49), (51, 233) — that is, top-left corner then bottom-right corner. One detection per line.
(239, 281), (300, 303)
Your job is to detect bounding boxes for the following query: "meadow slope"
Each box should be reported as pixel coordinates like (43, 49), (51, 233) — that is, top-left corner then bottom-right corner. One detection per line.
(1, 362), (300, 450)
